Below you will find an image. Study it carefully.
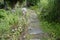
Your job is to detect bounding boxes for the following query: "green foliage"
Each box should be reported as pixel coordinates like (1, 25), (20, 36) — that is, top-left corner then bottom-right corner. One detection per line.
(0, 10), (16, 34)
(0, 9), (25, 40)
(38, 0), (60, 39)
(27, 0), (40, 6)
(40, 21), (60, 37)
(40, 0), (60, 23)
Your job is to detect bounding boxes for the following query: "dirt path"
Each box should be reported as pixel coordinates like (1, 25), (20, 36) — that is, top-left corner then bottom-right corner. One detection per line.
(20, 8), (49, 40)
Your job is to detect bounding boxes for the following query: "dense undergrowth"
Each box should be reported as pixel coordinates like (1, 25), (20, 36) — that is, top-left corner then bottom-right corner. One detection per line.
(38, 0), (60, 40)
(0, 9), (27, 40)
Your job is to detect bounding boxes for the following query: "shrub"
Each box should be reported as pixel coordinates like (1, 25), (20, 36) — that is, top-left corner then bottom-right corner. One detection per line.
(0, 9), (23, 40)
(38, 0), (60, 39)
(27, 0), (40, 7)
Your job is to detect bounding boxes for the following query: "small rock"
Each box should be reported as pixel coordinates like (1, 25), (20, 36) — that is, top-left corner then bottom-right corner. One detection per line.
(21, 7), (27, 16)
(30, 39), (40, 40)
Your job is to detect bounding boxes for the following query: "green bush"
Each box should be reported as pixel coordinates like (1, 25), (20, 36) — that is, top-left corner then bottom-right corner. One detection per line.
(0, 10), (16, 31)
(27, 0), (40, 6)
(38, 0), (60, 39)
(40, 0), (60, 23)
(0, 9), (23, 40)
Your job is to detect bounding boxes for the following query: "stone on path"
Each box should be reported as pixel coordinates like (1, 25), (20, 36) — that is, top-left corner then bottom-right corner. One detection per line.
(28, 27), (43, 34)
(30, 39), (40, 40)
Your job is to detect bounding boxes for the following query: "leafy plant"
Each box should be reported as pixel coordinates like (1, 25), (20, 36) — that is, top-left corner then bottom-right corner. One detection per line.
(38, 0), (60, 40)
(0, 9), (26, 40)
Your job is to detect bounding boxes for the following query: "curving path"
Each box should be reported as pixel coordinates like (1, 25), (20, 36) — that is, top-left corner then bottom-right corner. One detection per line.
(20, 8), (49, 40)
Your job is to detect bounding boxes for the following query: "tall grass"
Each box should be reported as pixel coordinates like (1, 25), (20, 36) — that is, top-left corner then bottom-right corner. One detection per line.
(0, 8), (27, 40)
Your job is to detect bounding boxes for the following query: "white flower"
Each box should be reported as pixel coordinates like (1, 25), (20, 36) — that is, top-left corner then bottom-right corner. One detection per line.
(12, 29), (15, 32)
(19, 27), (22, 29)
(15, 28), (17, 31)
(23, 35), (26, 38)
